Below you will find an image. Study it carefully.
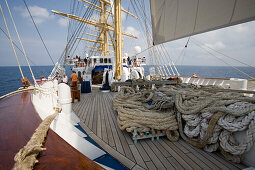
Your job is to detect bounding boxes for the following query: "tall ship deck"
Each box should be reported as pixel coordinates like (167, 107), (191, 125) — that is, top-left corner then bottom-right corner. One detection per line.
(72, 85), (247, 170)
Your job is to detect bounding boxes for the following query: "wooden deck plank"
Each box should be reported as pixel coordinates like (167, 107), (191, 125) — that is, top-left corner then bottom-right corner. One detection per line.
(167, 157), (184, 170)
(177, 140), (222, 170)
(105, 93), (136, 162)
(146, 140), (175, 169)
(159, 139), (192, 170)
(96, 94), (102, 139)
(129, 144), (147, 169)
(108, 94), (135, 146)
(145, 161), (157, 170)
(103, 93), (125, 155)
(80, 94), (92, 120)
(140, 140), (166, 170)
(76, 94), (90, 118)
(162, 139), (202, 170)
(131, 164), (145, 170)
(100, 95), (108, 143)
(172, 141), (190, 154)
(101, 93), (115, 147)
(186, 152), (211, 170)
(135, 142), (151, 162)
(214, 153), (246, 169)
(153, 140), (171, 157)
(89, 133), (136, 169)
(84, 94), (95, 126)
(178, 140), (238, 170)
(92, 93), (99, 133)
(88, 93), (96, 130)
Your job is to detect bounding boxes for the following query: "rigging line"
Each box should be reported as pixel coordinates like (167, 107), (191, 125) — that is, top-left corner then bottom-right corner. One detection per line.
(161, 44), (180, 76)
(192, 40), (255, 79)
(0, 27), (36, 66)
(137, 1), (170, 76)
(0, 4), (24, 79)
(131, 0), (159, 73)
(191, 38), (255, 70)
(182, 0), (200, 49)
(69, 0), (97, 51)
(22, 0), (54, 65)
(156, 45), (175, 76)
(71, 1), (98, 57)
(61, 0), (96, 60)
(5, 0), (37, 84)
(136, 1), (180, 76)
(157, 45), (176, 76)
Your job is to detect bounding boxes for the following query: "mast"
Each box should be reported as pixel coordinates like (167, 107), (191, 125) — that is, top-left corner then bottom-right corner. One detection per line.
(52, 0), (138, 80)
(114, 0), (122, 81)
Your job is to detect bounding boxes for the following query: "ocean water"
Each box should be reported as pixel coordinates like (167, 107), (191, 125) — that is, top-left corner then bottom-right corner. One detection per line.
(0, 65), (255, 97)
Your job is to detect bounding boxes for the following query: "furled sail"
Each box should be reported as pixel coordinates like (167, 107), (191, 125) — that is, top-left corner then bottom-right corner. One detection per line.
(150, 0), (255, 45)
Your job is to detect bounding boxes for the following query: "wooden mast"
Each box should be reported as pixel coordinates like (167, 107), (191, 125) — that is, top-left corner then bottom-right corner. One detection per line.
(114, 0), (122, 81)
(52, 0), (138, 81)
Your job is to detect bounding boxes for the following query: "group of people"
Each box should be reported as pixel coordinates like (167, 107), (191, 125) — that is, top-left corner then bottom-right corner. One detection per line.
(55, 71), (78, 87)
(55, 72), (68, 84)
(127, 56), (138, 67)
(127, 56), (146, 67)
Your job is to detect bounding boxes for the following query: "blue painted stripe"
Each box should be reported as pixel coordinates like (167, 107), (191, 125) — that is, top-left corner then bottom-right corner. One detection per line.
(74, 124), (127, 169)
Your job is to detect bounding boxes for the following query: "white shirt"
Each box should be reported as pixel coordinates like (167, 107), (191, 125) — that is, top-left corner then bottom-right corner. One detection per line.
(63, 76), (68, 83)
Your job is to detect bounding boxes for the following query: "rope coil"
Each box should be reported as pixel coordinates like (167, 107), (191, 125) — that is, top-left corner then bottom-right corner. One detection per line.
(113, 85), (255, 163)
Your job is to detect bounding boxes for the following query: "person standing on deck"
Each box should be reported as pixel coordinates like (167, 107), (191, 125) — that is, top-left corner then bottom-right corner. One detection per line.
(54, 72), (61, 83)
(71, 71), (78, 87)
(63, 74), (68, 84)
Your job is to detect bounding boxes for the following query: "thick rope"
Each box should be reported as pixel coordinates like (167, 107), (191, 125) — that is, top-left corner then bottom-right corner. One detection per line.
(113, 84), (255, 163)
(114, 86), (179, 141)
(13, 112), (58, 170)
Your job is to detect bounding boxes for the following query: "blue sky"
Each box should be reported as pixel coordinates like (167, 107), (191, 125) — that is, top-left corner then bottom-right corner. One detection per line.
(1, 0), (255, 67)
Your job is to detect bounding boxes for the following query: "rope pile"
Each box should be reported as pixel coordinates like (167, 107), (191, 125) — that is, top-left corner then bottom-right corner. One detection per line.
(113, 85), (255, 163)
(113, 87), (179, 141)
(13, 112), (58, 170)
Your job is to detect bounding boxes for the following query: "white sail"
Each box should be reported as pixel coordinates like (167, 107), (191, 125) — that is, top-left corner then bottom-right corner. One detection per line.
(150, 0), (255, 45)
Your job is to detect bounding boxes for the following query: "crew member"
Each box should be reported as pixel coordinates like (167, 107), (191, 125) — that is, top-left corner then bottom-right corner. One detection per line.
(71, 71), (78, 87)
(55, 72), (61, 83)
(63, 74), (68, 84)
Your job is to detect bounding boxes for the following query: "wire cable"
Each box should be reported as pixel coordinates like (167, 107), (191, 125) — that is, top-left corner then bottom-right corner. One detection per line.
(0, 27), (36, 65)
(0, 4), (24, 79)
(5, 0), (37, 84)
(23, 0), (54, 65)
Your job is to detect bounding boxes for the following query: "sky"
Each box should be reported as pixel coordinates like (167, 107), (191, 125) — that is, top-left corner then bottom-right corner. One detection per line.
(0, 0), (255, 67)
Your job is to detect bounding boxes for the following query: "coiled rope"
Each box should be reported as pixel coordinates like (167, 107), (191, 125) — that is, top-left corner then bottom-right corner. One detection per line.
(113, 85), (255, 163)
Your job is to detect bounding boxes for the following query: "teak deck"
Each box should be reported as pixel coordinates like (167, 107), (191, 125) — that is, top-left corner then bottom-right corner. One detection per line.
(0, 92), (102, 170)
(73, 86), (247, 170)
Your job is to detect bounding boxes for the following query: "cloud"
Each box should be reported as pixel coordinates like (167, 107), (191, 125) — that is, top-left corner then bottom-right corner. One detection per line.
(203, 41), (225, 50)
(58, 18), (69, 27)
(232, 24), (248, 33)
(124, 26), (140, 37)
(14, 5), (54, 24)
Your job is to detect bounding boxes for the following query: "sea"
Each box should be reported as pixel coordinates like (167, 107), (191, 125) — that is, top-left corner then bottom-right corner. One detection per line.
(0, 65), (255, 97)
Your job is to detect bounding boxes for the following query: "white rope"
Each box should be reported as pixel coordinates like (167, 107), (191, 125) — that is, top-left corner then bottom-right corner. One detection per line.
(0, 4), (24, 79)
(114, 84), (255, 163)
(168, 62), (176, 77)
(4, 0), (37, 85)
(165, 64), (172, 76)
(171, 61), (180, 77)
